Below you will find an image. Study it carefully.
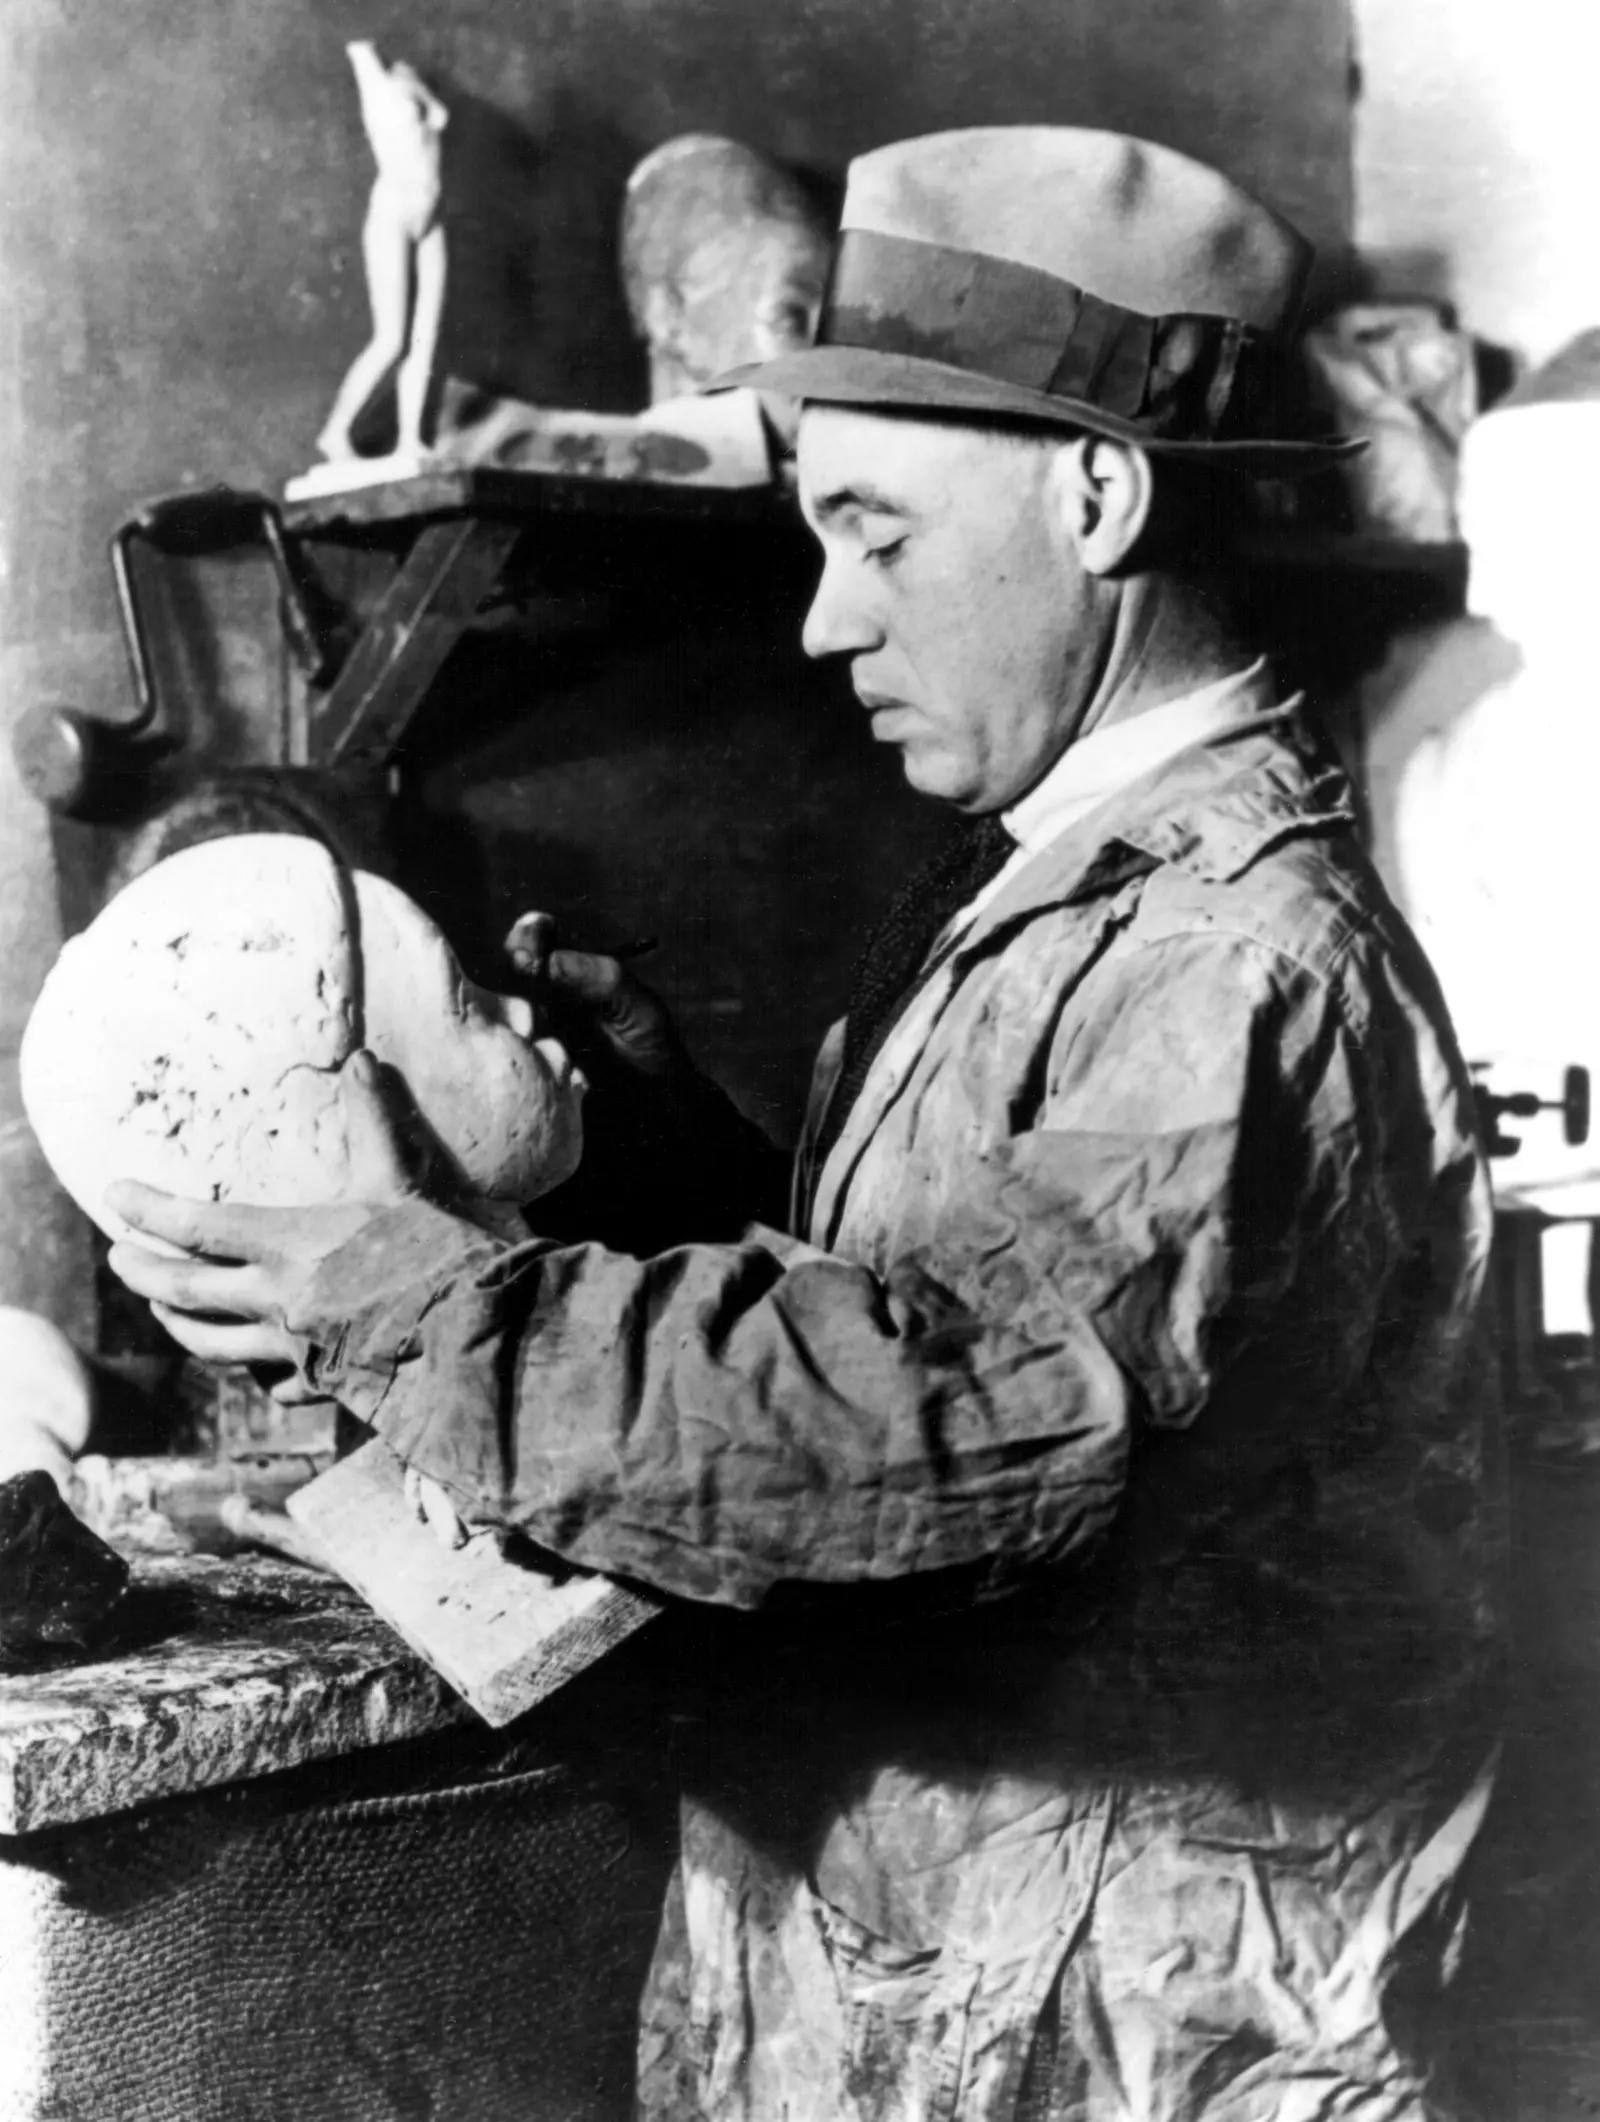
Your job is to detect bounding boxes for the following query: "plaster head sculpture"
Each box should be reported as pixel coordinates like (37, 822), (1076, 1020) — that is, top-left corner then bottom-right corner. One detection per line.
(620, 135), (831, 416)
(1303, 303), (1477, 542)
(21, 836), (584, 1253)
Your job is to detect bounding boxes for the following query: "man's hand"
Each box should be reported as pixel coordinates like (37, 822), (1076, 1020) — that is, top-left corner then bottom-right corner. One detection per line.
(106, 1049), (426, 1396)
(506, 911), (684, 1085)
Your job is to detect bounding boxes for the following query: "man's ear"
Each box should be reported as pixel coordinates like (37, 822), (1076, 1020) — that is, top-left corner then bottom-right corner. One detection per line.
(1050, 435), (1156, 577)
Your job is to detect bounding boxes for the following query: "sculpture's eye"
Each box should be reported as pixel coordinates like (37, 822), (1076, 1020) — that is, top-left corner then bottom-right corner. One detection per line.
(761, 300), (814, 348)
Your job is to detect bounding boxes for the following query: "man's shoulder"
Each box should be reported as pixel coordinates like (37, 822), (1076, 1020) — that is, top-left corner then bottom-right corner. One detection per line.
(1128, 814), (1420, 1002)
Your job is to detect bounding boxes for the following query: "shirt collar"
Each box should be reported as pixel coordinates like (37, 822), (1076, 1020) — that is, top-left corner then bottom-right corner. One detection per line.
(1002, 658), (1278, 857)
(955, 685), (1356, 952)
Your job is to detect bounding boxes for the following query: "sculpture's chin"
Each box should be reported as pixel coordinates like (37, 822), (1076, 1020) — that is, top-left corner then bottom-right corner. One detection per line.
(469, 1097), (585, 1209)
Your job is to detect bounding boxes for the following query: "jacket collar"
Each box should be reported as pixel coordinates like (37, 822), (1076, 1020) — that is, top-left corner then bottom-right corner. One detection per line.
(1002, 658), (1277, 856)
(958, 697), (1355, 951)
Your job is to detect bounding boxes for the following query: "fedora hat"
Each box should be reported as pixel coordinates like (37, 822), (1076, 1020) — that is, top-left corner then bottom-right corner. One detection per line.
(714, 126), (1354, 465)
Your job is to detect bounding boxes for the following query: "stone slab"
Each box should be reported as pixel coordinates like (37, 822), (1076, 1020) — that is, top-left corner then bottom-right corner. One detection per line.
(0, 1550), (466, 1834)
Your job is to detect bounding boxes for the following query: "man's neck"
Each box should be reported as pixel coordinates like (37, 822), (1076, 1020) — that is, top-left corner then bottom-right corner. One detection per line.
(1077, 571), (1254, 744)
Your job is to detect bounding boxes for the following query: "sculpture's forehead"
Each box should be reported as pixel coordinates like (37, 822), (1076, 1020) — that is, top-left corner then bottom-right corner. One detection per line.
(82, 834), (450, 973)
(53, 847), (360, 1086)
(91, 834), (348, 950)
(679, 220), (829, 297)
(56, 838), (378, 1061)
(625, 137), (828, 275)
(19, 836), (461, 1243)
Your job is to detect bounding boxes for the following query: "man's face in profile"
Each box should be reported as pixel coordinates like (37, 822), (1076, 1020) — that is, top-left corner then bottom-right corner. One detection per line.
(796, 404), (1101, 814)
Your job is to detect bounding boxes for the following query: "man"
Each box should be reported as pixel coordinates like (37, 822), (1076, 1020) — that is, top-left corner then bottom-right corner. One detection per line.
(111, 129), (1502, 2120)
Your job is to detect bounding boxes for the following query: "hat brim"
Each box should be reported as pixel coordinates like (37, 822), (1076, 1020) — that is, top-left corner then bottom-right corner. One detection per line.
(714, 346), (1362, 470)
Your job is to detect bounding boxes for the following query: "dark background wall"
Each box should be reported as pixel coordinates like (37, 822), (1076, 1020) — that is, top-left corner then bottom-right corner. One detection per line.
(0, 0), (1355, 653)
(0, 0), (1356, 1316)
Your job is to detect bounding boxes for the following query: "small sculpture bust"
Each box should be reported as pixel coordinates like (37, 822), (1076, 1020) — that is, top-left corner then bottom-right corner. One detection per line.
(21, 836), (584, 1249)
(620, 134), (832, 410)
(316, 41), (451, 463)
(1302, 303), (1477, 542)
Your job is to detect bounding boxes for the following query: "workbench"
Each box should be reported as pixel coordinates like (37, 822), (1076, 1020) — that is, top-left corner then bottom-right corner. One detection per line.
(0, 1551), (671, 2122)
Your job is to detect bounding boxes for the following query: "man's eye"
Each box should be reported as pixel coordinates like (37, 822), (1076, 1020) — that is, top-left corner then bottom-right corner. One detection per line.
(865, 536), (906, 569)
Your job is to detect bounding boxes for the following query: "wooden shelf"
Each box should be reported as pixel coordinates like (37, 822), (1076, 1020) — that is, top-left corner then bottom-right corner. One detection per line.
(283, 464), (790, 541)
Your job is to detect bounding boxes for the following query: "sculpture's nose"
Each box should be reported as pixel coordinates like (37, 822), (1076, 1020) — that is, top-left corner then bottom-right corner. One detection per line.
(500, 994), (536, 1042)
(464, 979), (536, 1043)
(481, 989), (535, 1041)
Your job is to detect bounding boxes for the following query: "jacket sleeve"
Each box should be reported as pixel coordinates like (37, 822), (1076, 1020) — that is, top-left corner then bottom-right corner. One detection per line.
(289, 933), (1417, 1613)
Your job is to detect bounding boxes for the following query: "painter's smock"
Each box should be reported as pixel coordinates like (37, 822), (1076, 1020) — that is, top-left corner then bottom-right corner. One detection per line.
(293, 700), (1502, 2121)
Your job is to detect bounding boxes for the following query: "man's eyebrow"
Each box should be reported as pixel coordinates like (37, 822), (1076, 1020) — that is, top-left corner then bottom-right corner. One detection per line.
(809, 482), (913, 522)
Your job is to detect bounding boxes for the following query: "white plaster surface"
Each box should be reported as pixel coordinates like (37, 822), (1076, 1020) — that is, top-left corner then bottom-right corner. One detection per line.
(20, 834), (584, 1247)
(1387, 398), (1600, 1213)
(1354, 0), (1600, 362)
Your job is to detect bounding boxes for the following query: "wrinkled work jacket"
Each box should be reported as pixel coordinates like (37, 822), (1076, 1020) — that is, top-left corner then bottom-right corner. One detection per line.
(296, 705), (1502, 2122)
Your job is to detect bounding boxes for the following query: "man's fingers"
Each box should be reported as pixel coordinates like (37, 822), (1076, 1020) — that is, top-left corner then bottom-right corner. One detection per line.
(264, 1371), (336, 1409)
(148, 1301), (293, 1369)
(106, 1181), (278, 1262)
(508, 917), (681, 1081)
(505, 910), (557, 981)
(219, 1496), (333, 1573)
(545, 947), (625, 1013)
(110, 1240), (272, 1317)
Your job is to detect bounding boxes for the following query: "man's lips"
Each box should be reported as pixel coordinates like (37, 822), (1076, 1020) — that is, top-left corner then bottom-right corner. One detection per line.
(857, 690), (919, 738)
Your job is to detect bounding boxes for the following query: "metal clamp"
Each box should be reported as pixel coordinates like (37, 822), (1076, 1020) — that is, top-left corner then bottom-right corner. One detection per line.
(1476, 1064), (1591, 1160)
(14, 487), (342, 819)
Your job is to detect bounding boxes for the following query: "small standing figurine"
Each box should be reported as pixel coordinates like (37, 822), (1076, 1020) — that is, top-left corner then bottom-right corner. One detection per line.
(316, 41), (449, 463)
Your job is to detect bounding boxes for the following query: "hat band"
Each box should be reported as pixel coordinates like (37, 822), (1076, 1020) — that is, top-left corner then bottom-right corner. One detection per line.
(817, 228), (1277, 442)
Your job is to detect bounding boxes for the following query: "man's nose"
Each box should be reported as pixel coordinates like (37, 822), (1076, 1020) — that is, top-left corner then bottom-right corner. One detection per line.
(801, 557), (884, 662)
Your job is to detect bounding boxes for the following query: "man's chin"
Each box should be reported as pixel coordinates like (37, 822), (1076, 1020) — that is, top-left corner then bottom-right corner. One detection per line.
(898, 746), (976, 809)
